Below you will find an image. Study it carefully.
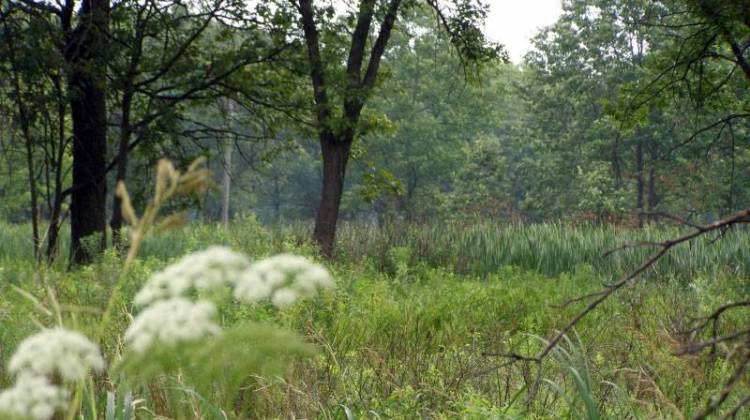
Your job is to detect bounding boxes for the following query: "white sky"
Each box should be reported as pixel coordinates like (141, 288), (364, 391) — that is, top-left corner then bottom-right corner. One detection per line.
(485, 0), (563, 63)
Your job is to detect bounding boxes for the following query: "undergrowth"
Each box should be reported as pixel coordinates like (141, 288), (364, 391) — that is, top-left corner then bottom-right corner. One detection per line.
(1, 219), (749, 418)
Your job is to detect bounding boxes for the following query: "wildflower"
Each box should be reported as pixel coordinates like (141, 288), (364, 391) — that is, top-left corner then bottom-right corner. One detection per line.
(233, 271), (272, 302)
(233, 254), (334, 307)
(8, 328), (105, 383)
(124, 297), (221, 353)
(134, 246), (251, 306)
(270, 289), (298, 308)
(0, 375), (69, 420)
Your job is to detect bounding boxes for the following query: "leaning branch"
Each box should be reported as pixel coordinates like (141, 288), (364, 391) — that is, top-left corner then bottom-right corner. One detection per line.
(539, 207), (750, 360)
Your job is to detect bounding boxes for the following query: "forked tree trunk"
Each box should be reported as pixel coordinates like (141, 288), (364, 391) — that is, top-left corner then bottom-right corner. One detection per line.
(298, 0), (400, 257)
(313, 135), (351, 257)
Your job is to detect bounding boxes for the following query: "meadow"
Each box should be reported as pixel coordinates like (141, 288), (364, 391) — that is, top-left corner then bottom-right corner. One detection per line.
(1, 219), (749, 418)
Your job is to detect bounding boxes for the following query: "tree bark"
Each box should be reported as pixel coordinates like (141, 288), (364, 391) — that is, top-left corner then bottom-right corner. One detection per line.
(647, 140), (658, 216)
(727, 123), (736, 214)
(635, 136), (644, 227)
(221, 138), (233, 227)
(610, 135), (622, 190)
(110, 89), (132, 249)
(46, 76), (67, 262)
(2, 16), (41, 260)
(298, 0), (401, 257)
(313, 135), (352, 257)
(66, 0), (110, 265)
(23, 115), (40, 261)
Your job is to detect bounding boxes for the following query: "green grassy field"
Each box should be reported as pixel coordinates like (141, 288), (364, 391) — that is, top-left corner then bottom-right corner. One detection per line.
(1, 220), (749, 418)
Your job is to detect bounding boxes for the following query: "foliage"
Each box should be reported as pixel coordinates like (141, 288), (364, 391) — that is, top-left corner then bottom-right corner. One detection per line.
(2, 220), (749, 417)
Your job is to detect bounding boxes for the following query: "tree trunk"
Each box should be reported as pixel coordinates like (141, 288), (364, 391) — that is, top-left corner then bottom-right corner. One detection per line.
(611, 135), (622, 190)
(635, 137), (644, 227)
(69, 73), (108, 264)
(726, 122), (736, 215)
(110, 90), (132, 249)
(313, 135), (351, 257)
(647, 140), (658, 217)
(67, 0), (109, 265)
(23, 117), (40, 261)
(220, 99), (234, 227)
(46, 77), (67, 262)
(221, 138), (233, 227)
(3, 17), (40, 260)
(272, 176), (281, 222)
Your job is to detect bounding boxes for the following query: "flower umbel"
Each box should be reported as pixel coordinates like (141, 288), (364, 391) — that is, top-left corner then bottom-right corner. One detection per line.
(8, 328), (105, 383)
(125, 297), (221, 354)
(0, 375), (69, 420)
(234, 254), (334, 308)
(134, 246), (251, 306)
(127, 249), (334, 354)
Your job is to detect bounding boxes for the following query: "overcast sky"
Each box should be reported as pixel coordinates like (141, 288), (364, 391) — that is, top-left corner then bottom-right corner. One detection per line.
(485, 0), (563, 62)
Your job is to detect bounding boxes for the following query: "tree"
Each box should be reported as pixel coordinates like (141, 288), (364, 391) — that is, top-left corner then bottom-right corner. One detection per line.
(360, 12), (512, 222)
(106, 0), (277, 248)
(1, 0), (288, 263)
(290, 0), (502, 256)
(66, 0), (110, 264)
(1, 0), (111, 264)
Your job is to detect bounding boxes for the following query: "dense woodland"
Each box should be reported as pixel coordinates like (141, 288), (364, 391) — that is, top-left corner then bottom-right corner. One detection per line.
(2, 0), (750, 418)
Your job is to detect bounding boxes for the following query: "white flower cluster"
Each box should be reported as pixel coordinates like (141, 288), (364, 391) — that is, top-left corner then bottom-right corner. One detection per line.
(126, 247), (334, 354)
(124, 297), (221, 354)
(234, 253), (335, 308)
(134, 246), (252, 306)
(0, 328), (104, 420)
(0, 375), (69, 420)
(8, 328), (106, 383)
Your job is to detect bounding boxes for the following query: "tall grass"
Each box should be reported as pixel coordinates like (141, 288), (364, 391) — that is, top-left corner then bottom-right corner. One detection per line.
(3, 220), (750, 281)
(333, 221), (750, 280)
(1, 218), (750, 417)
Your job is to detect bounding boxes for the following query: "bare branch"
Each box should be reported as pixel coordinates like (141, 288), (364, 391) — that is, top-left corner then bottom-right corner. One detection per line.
(539, 208), (750, 361)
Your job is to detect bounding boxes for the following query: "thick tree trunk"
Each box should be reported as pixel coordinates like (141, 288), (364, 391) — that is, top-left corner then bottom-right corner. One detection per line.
(69, 71), (108, 264)
(67, 0), (109, 265)
(313, 135), (351, 257)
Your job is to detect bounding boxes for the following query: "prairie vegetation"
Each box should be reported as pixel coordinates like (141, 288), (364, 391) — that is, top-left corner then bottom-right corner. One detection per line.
(2, 219), (750, 418)
(3, 0), (750, 417)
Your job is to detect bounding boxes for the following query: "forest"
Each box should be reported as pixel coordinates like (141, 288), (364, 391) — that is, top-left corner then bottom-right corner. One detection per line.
(1, 0), (750, 418)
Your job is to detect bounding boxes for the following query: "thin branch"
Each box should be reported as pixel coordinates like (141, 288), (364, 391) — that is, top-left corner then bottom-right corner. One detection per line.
(540, 208), (750, 361)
